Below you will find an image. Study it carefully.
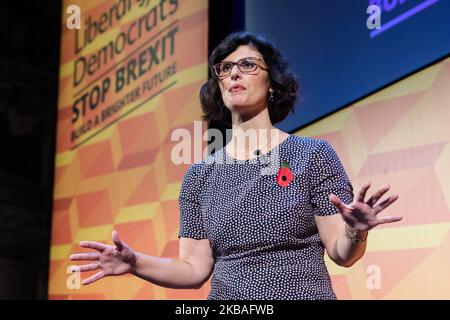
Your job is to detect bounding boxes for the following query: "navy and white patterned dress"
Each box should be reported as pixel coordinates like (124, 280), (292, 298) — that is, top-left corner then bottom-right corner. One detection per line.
(178, 135), (353, 300)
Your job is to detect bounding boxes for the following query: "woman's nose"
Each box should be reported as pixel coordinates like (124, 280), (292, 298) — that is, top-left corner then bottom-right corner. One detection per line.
(230, 64), (242, 79)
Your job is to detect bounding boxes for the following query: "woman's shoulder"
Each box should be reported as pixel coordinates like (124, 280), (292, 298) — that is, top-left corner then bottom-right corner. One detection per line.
(182, 151), (220, 181)
(282, 135), (341, 168)
(180, 159), (212, 197)
(286, 135), (332, 152)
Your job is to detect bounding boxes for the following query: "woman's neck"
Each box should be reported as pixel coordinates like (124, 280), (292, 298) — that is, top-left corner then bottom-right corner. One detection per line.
(226, 108), (286, 160)
(230, 107), (274, 138)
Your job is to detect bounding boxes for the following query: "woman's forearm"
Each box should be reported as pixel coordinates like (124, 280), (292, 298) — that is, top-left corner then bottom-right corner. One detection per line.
(131, 252), (207, 289)
(332, 224), (368, 267)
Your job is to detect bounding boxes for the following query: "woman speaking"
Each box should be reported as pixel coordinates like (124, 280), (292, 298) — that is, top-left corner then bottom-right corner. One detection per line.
(70, 32), (402, 299)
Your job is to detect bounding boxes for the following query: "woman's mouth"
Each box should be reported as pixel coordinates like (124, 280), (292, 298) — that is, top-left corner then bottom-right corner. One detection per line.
(229, 84), (246, 93)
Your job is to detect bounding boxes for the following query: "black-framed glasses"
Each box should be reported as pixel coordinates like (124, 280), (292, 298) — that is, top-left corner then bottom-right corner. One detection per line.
(211, 57), (269, 78)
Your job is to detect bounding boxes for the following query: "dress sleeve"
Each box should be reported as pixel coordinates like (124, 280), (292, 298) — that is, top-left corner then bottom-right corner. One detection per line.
(309, 140), (354, 216)
(178, 163), (207, 239)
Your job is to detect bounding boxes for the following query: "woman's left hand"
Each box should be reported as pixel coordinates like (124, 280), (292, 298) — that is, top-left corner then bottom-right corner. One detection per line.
(329, 181), (402, 233)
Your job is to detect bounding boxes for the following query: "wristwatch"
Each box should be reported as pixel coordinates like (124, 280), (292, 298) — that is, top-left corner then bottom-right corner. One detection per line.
(344, 224), (368, 244)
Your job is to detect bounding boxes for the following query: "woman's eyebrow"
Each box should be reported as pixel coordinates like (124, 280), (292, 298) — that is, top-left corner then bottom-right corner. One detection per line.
(220, 56), (262, 63)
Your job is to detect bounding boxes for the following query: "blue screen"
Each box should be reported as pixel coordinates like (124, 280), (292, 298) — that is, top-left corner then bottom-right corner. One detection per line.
(246, 0), (450, 131)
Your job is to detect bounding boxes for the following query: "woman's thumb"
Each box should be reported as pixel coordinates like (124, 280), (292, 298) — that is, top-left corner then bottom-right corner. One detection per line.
(112, 230), (124, 250)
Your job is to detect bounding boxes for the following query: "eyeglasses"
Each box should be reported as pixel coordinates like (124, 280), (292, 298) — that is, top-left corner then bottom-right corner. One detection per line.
(211, 57), (269, 78)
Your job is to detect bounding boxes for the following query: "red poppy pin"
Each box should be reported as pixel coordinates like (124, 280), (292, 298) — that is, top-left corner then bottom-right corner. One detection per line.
(276, 161), (294, 187)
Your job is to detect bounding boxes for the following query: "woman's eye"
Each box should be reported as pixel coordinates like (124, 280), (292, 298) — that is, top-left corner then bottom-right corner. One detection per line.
(241, 61), (255, 69)
(221, 63), (233, 72)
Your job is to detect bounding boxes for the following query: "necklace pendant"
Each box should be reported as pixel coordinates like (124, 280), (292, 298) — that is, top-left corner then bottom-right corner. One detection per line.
(254, 149), (261, 156)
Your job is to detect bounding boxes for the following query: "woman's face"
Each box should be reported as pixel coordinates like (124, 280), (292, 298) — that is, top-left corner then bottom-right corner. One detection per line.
(217, 45), (271, 116)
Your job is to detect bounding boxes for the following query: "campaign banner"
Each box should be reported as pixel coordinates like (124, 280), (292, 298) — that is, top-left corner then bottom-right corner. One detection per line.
(49, 0), (209, 299)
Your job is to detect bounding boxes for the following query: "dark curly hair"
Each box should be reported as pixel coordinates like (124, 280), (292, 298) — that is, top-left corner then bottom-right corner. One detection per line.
(200, 32), (299, 128)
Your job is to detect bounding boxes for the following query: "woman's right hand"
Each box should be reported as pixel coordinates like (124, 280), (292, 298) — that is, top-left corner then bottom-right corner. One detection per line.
(69, 230), (136, 285)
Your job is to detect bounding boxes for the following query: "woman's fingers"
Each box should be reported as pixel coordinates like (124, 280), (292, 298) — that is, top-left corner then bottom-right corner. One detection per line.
(71, 262), (100, 272)
(82, 271), (105, 285)
(366, 184), (390, 207)
(376, 215), (403, 225)
(374, 194), (399, 214)
(70, 252), (100, 261)
(79, 241), (107, 252)
(356, 181), (371, 203)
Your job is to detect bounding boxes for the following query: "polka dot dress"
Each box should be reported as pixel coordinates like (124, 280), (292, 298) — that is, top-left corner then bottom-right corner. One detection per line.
(178, 135), (354, 300)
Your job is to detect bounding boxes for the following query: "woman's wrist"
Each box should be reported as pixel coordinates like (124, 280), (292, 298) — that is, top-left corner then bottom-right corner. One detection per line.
(344, 223), (368, 244)
(128, 251), (139, 275)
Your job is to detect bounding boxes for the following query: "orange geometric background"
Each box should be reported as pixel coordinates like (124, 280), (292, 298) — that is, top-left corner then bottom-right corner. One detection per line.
(296, 56), (450, 299)
(49, 0), (209, 299)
